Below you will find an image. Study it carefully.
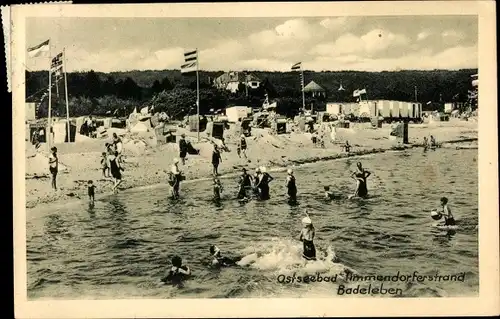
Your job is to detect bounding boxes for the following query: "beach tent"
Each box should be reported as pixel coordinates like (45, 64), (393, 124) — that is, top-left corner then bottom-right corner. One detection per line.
(205, 121), (225, 139)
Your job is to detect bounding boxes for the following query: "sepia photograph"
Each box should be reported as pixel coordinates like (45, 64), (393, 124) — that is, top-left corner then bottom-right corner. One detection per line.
(11, 1), (498, 318)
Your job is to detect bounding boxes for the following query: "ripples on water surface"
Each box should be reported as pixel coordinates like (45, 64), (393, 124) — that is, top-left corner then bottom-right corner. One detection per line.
(27, 148), (478, 299)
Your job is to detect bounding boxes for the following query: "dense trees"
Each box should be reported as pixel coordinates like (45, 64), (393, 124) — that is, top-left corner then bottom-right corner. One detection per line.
(26, 68), (477, 119)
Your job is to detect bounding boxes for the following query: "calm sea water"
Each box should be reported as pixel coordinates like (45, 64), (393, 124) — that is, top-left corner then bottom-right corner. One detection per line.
(26, 148), (479, 299)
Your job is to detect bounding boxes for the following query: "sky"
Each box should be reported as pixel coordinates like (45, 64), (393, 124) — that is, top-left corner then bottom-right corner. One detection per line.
(25, 16), (478, 73)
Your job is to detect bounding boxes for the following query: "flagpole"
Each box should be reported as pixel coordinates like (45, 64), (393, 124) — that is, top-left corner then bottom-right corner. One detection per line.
(414, 86), (418, 102)
(47, 39), (52, 151)
(301, 65), (305, 112)
(196, 48), (200, 142)
(63, 48), (71, 142)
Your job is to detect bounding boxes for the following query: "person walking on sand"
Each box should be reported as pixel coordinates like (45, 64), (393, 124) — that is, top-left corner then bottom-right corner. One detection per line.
(212, 144), (222, 176)
(350, 162), (371, 199)
(48, 146), (59, 190)
(179, 134), (188, 165)
(238, 134), (248, 159)
(170, 158), (182, 199)
(107, 151), (123, 193)
(285, 168), (297, 204)
(299, 213), (316, 261)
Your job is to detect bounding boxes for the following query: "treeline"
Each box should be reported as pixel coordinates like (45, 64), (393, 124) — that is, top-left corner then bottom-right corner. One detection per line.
(26, 68), (477, 119)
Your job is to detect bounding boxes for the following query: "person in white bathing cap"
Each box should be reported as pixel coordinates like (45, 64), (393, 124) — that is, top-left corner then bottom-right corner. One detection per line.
(299, 211), (316, 261)
(285, 168), (297, 204)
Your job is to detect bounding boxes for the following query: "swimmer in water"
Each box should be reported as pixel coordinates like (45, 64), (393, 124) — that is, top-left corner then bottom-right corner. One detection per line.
(439, 197), (456, 226)
(209, 245), (237, 267)
(299, 213), (316, 261)
(161, 255), (191, 286)
(324, 186), (335, 200)
(285, 168), (297, 203)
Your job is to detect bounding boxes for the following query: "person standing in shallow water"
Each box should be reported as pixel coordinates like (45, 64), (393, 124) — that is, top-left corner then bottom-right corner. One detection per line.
(237, 168), (253, 199)
(256, 166), (273, 200)
(48, 146), (58, 190)
(350, 162), (371, 199)
(107, 151), (123, 193)
(299, 214), (316, 261)
(285, 168), (297, 203)
(170, 158), (182, 199)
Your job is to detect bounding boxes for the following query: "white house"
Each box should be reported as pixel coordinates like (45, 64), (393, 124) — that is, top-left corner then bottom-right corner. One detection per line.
(225, 106), (251, 123)
(214, 71), (261, 93)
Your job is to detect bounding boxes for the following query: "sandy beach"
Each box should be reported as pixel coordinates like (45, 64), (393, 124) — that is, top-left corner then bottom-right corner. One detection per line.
(24, 118), (478, 209)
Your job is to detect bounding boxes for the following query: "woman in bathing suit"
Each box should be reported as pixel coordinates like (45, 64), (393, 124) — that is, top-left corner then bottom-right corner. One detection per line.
(351, 162), (371, 199)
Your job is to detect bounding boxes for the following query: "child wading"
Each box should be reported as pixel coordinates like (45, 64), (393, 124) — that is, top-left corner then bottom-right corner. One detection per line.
(299, 214), (316, 261)
(100, 152), (108, 178)
(88, 180), (96, 205)
(213, 177), (223, 202)
(48, 146), (58, 190)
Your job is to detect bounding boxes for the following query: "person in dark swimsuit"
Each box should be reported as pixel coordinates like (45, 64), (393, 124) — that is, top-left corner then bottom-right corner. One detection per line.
(351, 162), (371, 199)
(440, 197), (456, 226)
(238, 134), (248, 159)
(256, 166), (273, 200)
(179, 134), (188, 165)
(299, 215), (316, 261)
(211, 145), (222, 176)
(213, 177), (223, 202)
(161, 255), (191, 287)
(286, 168), (297, 203)
(107, 151), (123, 193)
(87, 180), (96, 205)
(48, 146), (58, 190)
(237, 168), (253, 199)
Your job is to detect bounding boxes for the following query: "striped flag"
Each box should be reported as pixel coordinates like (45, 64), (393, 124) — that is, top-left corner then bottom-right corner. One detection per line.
(51, 52), (63, 71)
(181, 49), (198, 74)
(27, 39), (50, 58)
(291, 62), (301, 70)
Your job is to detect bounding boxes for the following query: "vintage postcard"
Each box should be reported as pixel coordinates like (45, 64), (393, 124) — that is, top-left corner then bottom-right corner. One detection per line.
(11, 1), (498, 318)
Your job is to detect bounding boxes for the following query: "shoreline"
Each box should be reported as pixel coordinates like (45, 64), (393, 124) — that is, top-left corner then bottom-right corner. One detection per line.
(24, 134), (477, 211)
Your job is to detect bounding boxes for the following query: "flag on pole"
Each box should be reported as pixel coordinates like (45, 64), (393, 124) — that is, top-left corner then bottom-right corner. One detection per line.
(291, 62), (301, 70)
(27, 39), (50, 58)
(181, 49), (198, 74)
(51, 52), (63, 71)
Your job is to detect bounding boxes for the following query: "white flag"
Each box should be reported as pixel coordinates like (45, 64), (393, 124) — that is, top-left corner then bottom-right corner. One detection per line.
(27, 39), (50, 58)
(353, 89), (360, 97)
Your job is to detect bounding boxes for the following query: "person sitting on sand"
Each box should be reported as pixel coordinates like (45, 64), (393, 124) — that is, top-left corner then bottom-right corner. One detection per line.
(237, 168), (253, 200)
(324, 186), (335, 200)
(299, 214), (316, 261)
(238, 134), (248, 159)
(439, 197), (456, 226)
(211, 144), (222, 176)
(256, 166), (273, 200)
(161, 255), (191, 286)
(285, 168), (297, 203)
(350, 162), (371, 199)
(209, 245), (237, 267)
(100, 152), (109, 178)
(107, 151), (123, 193)
(213, 177), (223, 201)
(87, 180), (96, 205)
(48, 146), (58, 191)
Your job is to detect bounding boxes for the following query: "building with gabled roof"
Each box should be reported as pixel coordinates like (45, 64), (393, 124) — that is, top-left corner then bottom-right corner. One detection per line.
(214, 71), (262, 93)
